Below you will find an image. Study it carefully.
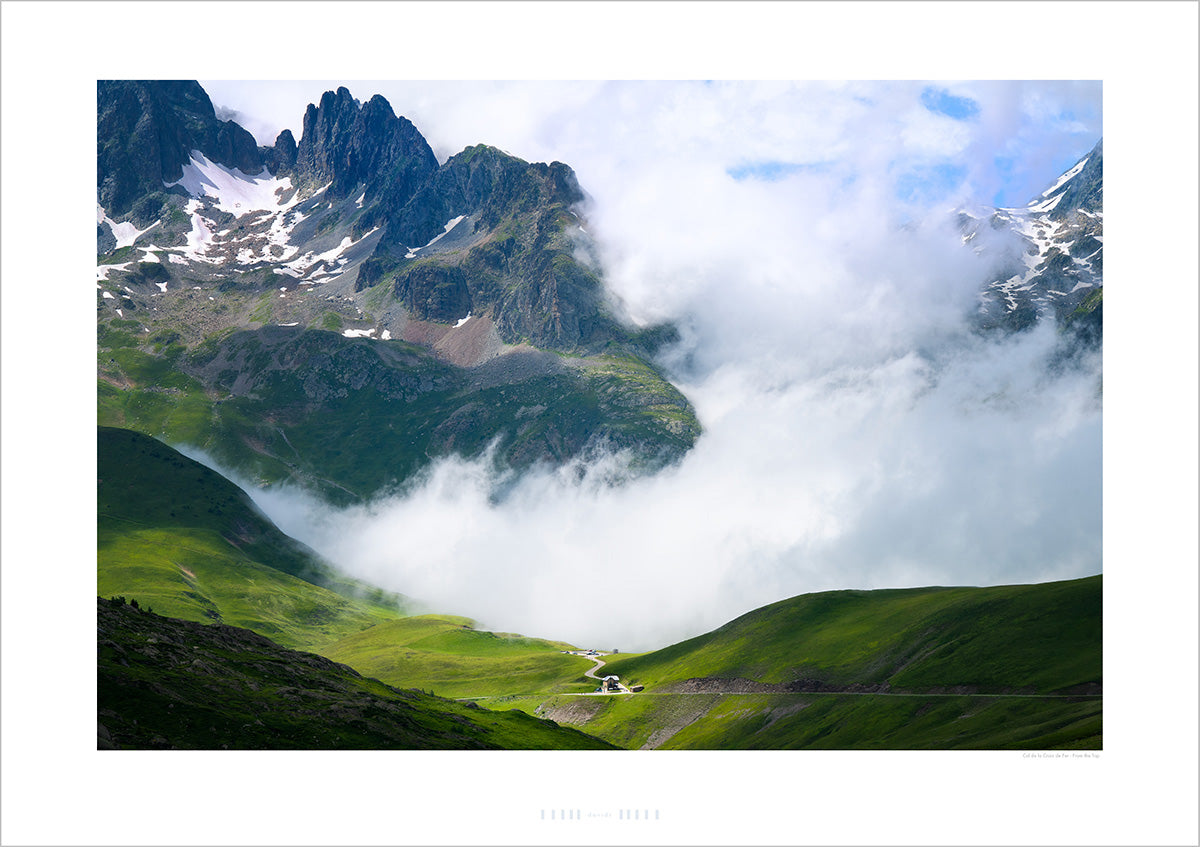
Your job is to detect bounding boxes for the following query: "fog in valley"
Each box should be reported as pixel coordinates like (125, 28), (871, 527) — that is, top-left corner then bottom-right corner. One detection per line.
(200, 81), (1104, 651)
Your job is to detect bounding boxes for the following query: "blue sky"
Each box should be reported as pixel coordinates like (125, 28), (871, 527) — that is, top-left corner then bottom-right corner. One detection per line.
(204, 80), (1101, 213)
(921, 85), (981, 120)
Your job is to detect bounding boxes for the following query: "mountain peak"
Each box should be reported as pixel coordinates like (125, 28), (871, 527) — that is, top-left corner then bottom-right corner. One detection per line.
(1025, 137), (1102, 218)
(968, 137), (1103, 335)
(1046, 138), (1102, 218)
(97, 80), (263, 221)
(293, 87), (437, 202)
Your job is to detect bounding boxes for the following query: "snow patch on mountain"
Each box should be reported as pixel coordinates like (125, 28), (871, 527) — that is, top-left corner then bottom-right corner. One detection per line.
(279, 227), (380, 281)
(172, 206), (223, 265)
(97, 263), (131, 281)
(97, 205), (159, 248)
(1037, 156), (1089, 200)
(164, 152), (299, 219)
(406, 215), (465, 258)
(1027, 192), (1064, 214)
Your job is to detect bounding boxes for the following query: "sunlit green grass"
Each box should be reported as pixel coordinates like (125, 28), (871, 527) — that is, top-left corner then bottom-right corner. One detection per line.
(319, 616), (597, 699)
(662, 692), (1101, 750)
(494, 577), (1102, 749)
(98, 528), (399, 652)
(517, 691), (1101, 750)
(98, 426), (407, 651)
(601, 576), (1101, 695)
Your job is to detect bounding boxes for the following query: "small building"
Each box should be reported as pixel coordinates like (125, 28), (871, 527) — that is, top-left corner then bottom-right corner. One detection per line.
(602, 675), (621, 693)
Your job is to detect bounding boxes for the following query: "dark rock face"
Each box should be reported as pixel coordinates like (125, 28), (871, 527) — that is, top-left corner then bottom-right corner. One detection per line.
(97, 80), (263, 220)
(393, 264), (472, 322)
(96, 223), (116, 255)
(390, 145), (585, 247)
(1051, 138), (1102, 219)
(293, 87), (438, 205)
(381, 145), (610, 349)
(263, 128), (298, 174)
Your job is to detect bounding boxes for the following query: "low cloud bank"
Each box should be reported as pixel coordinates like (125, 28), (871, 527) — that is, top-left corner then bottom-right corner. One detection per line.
(243, 214), (1100, 651)
(245, 319), (1099, 652)
(191, 82), (1103, 650)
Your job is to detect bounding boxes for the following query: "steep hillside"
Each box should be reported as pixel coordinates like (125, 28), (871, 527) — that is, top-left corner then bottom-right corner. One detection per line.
(490, 577), (1102, 750)
(601, 576), (1101, 695)
(98, 597), (617, 750)
(98, 426), (407, 650)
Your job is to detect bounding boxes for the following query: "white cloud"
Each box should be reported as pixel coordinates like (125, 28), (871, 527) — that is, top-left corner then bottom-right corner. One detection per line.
(217, 82), (1104, 651)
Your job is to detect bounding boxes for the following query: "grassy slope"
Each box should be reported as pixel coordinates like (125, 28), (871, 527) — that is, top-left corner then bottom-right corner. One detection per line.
(320, 577), (1101, 749)
(495, 577), (1101, 750)
(513, 691), (1101, 750)
(97, 425), (1100, 749)
(98, 425), (600, 694)
(601, 576), (1102, 695)
(319, 616), (598, 699)
(98, 426), (405, 651)
(98, 597), (616, 750)
(98, 320), (699, 503)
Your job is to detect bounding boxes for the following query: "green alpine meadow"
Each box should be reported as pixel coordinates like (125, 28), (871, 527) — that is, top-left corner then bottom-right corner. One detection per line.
(95, 79), (1103, 753)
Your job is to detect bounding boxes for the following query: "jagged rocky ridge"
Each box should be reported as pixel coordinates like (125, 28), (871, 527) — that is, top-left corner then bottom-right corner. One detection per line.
(96, 81), (700, 499)
(959, 138), (1103, 339)
(97, 80), (627, 352)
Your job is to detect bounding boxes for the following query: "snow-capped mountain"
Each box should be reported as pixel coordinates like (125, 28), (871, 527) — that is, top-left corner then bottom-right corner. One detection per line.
(95, 80), (699, 501)
(961, 139), (1103, 338)
(96, 81), (618, 354)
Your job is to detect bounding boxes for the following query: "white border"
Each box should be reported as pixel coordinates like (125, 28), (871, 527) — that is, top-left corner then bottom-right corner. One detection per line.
(2, 2), (1197, 845)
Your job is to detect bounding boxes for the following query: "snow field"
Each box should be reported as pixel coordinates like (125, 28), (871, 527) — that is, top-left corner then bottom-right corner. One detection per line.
(164, 152), (300, 219)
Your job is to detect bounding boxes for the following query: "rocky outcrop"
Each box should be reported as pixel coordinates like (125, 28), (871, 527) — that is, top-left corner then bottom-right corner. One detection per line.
(378, 144), (614, 350)
(393, 264), (472, 322)
(97, 80), (262, 221)
(389, 144), (585, 246)
(262, 128), (297, 174)
(292, 87), (438, 206)
(1050, 138), (1102, 219)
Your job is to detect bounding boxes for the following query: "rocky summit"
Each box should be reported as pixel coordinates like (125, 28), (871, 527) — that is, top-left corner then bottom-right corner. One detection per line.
(96, 81), (700, 500)
(959, 138), (1103, 339)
